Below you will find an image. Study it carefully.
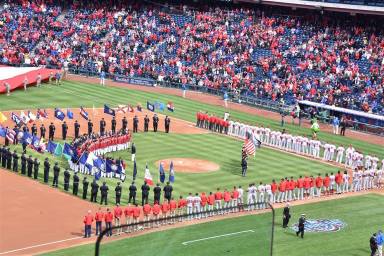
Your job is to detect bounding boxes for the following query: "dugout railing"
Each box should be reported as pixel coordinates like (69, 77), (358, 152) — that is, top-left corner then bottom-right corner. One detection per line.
(95, 202), (275, 256)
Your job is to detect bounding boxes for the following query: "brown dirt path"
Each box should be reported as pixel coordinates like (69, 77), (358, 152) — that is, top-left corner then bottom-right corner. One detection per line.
(68, 74), (384, 146)
(0, 107), (206, 143)
(155, 158), (220, 173)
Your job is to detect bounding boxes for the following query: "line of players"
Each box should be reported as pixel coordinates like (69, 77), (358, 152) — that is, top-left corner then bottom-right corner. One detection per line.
(227, 121), (383, 171)
(83, 170), (382, 237)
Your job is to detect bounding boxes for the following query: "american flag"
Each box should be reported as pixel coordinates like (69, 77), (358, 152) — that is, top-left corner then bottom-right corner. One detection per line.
(243, 138), (255, 156)
(6, 129), (16, 144)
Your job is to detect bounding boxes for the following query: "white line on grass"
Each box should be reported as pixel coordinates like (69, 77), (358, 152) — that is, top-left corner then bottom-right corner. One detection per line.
(0, 236), (83, 255)
(182, 230), (255, 245)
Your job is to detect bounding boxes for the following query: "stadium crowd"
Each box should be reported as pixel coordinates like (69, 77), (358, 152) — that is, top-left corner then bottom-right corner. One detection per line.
(1, 1), (383, 114)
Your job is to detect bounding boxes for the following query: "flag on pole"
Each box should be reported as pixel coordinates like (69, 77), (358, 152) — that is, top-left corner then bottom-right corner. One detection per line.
(133, 160), (137, 180)
(67, 109), (74, 119)
(63, 143), (75, 160)
(80, 107), (89, 120)
(5, 128), (16, 144)
(54, 143), (63, 156)
(243, 138), (255, 156)
(146, 102), (155, 112)
(11, 113), (23, 127)
(36, 109), (47, 120)
(136, 105), (142, 112)
(0, 112), (7, 123)
(46, 140), (58, 154)
(27, 111), (36, 123)
(128, 105), (134, 113)
(54, 108), (65, 121)
(159, 162), (165, 183)
(0, 125), (6, 137)
(21, 132), (33, 145)
(169, 161), (175, 183)
(167, 102), (174, 112)
(104, 104), (116, 116)
(20, 111), (30, 124)
(116, 105), (128, 113)
(144, 163), (154, 185)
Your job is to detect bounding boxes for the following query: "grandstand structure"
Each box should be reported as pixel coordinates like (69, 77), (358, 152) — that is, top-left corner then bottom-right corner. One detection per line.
(0, 0), (383, 134)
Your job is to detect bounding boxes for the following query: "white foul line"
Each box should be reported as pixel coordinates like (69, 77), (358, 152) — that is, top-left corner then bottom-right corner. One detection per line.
(182, 230), (255, 245)
(0, 236), (83, 255)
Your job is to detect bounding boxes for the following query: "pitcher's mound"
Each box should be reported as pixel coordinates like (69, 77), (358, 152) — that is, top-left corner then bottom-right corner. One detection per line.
(156, 158), (220, 173)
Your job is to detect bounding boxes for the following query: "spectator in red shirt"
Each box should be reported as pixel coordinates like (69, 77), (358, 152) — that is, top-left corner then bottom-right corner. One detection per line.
(83, 210), (94, 238)
(104, 208), (113, 237)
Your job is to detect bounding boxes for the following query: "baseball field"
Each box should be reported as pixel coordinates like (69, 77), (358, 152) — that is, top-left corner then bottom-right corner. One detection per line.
(0, 75), (383, 255)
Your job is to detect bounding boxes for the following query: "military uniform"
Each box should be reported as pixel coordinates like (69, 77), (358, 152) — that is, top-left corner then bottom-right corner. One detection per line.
(141, 182), (150, 206)
(154, 184), (161, 204)
(82, 177), (89, 199)
(90, 180), (99, 202)
(74, 121), (80, 138)
(43, 158), (50, 183)
(153, 115), (159, 132)
(64, 169), (71, 191)
(164, 116), (171, 133)
(73, 173), (79, 195)
(128, 182), (137, 204)
(13, 126), (19, 145)
(100, 118), (106, 136)
(31, 124), (38, 136)
(27, 156), (34, 177)
(115, 182), (122, 205)
(33, 158), (40, 179)
(296, 215), (306, 238)
(100, 182), (109, 205)
(52, 163), (60, 187)
(21, 153), (27, 175)
(49, 123), (56, 141)
(144, 115), (150, 132)
(0, 146), (4, 167)
(111, 117), (116, 134)
(163, 182), (173, 202)
(122, 117), (128, 133)
(6, 148), (12, 170)
(87, 120), (93, 136)
(12, 151), (19, 172)
(40, 124), (46, 139)
(133, 116), (139, 133)
(62, 122), (68, 140)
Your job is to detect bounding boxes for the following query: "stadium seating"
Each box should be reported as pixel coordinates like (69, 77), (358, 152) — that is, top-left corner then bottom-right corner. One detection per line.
(0, 1), (383, 114)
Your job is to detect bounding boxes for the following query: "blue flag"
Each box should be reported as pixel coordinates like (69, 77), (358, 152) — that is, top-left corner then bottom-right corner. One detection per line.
(0, 125), (6, 137)
(63, 143), (75, 160)
(133, 160), (137, 180)
(147, 101), (155, 112)
(104, 104), (115, 116)
(54, 108), (65, 121)
(169, 161), (175, 183)
(31, 136), (40, 149)
(11, 112), (23, 127)
(67, 109), (74, 119)
(106, 159), (118, 173)
(21, 132), (33, 145)
(46, 140), (58, 154)
(79, 152), (88, 165)
(159, 162), (165, 183)
(80, 107), (89, 120)
(94, 169), (101, 181)
(93, 157), (105, 170)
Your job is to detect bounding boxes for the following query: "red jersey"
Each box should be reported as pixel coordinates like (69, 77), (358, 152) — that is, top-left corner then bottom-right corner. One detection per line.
(304, 177), (311, 189)
(95, 211), (104, 222)
(104, 212), (113, 223)
(279, 181), (286, 192)
(178, 199), (186, 208)
(214, 192), (223, 200)
(232, 190), (239, 199)
(161, 202), (169, 213)
(323, 176), (330, 187)
(152, 204), (161, 215)
(297, 178), (304, 188)
(132, 207), (141, 218)
(114, 206), (123, 218)
(124, 207), (133, 217)
(315, 177), (323, 188)
(143, 204), (152, 215)
(83, 214), (94, 225)
(208, 194), (215, 205)
(223, 191), (231, 202)
(170, 200), (177, 210)
(335, 173), (343, 184)
(271, 183), (277, 193)
(200, 194), (208, 206)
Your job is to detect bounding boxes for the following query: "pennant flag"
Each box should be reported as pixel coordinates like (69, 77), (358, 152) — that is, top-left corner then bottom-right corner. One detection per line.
(20, 111), (30, 124)
(63, 143), (75, 160)
(136, 105), (142, 112)
(80, 107), (89, 120)
(167, 102), (174, 112)
(243, 138), (255, 156)
(104, 104), (115, 116)
(11, 113), (23, 127)
(0, 112), (7, 123)
(46, 140), (58, 154)
(133, 160), (137, 180)
(147, 102), (155, 112)
(93, 157), (105, 170)
(6, 128), (16, 144)
(144, 163), (154, 185)
(54, 108), (65, 121)
(0, 125), (6, 137)
(169, 161), (175, 183)
(128, 105), (134, 113)
(159, 162), (165, 183)
(27, 111), (36, 123)
(67, 109), (74, 119)
(54, 143), (63, 156)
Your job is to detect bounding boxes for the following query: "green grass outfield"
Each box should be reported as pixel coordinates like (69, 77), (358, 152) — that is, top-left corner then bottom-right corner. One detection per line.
(0, 80), (382, 158)
(3, 132), (339, 206)
(41, 194), (384, 256)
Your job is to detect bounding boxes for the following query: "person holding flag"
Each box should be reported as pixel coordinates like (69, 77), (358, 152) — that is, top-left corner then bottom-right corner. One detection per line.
(169, 161), (175, 183)
(159, 162), (165, 184)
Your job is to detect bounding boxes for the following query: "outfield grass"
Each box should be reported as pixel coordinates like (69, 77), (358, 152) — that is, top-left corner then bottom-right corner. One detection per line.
(2, 132), (339, 206)
(0, 80), (382, 158)
(41, 194), (384, 256)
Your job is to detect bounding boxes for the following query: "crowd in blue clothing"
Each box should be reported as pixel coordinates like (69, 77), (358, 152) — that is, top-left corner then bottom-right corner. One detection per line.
(1, 1), (383, 114)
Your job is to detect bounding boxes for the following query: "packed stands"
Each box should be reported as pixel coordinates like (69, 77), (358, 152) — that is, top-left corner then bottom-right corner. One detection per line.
(1, 1), (383, 115)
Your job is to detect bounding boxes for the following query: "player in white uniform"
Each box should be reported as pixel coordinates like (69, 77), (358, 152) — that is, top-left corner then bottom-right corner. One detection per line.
(265, 183), (273, 205)
(363, 169), (370, 190)
(329, 144), (336, 161)
(237, 185), (244, 209)
(342, 170), (350, 193)
(193, 193), (202, 219)
(329, 172), (336, 193)
(323, 144), (330, 161)
(369, 169), (376, 189)
(270, 131), (276, 146)
(371, 156), (379, 170)
(345, 145), (355, 167)
(376, 168), (383, 188)
(186, 193), (194, 220)
(286, 134), (293, 151)
(335, 145), (345, 163)
(302, 136), (309, 155)
(364, 155), (372, 170)
(314, 140), (321, 158)
(258, 182), (266, 209)
(264, 127), (271, 145)
(357, 168), (364, 191)
(352, 170), (359, 192)
(276, 131), (282, 149)
(247, 184), (257, 211)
